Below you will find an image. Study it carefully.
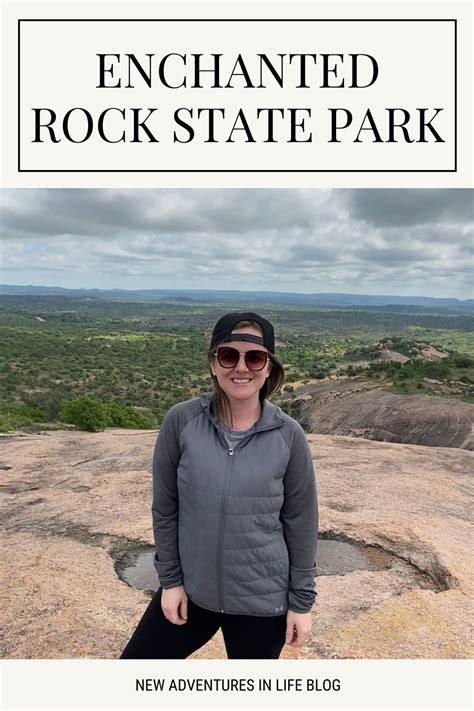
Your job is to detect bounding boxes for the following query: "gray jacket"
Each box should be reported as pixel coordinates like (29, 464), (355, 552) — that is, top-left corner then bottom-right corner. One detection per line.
(152, 394), (318, 616)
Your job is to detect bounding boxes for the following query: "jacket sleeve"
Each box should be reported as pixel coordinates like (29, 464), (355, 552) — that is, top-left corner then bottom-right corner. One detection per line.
(151, 406), (184, 588)
(280, 423), (318, 613)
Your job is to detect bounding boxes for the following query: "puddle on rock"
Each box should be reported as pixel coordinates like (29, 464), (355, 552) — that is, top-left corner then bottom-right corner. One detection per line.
(118, 546), (158, 593)
(116, 538), (396, 593)
(316, 539), (393, 575)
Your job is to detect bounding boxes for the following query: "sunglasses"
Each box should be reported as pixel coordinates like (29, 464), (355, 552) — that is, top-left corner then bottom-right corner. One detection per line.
(214, 346), (268, 371)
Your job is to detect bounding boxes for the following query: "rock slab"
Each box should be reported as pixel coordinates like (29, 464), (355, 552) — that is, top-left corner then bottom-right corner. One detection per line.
(1, 429), (472, 659)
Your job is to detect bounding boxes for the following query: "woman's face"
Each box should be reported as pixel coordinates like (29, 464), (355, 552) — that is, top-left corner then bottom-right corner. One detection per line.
(212, 325), (271, 406)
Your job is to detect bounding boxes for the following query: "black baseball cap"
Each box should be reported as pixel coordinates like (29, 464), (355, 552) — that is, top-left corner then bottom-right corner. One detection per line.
(210, 312), (275, 353)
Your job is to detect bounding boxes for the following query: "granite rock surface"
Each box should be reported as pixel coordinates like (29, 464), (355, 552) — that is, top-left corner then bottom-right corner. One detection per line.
(1, 429), (472, 659)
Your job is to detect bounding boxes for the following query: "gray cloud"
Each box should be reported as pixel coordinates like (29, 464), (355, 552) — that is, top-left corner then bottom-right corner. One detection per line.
(0, 189), (472, 298)
(344, 189), (474, 227)
(0, 188), (321, 239)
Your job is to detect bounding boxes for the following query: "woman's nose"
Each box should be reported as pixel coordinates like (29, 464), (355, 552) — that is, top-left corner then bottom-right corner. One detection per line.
(234, 353), (250, 371)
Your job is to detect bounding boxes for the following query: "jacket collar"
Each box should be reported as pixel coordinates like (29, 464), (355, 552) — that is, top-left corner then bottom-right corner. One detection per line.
(199, 393), (285, 432)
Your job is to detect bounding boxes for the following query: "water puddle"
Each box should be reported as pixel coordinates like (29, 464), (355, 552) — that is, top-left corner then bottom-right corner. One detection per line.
(115, 538), (396, 593)
(316, 539), (393, 575)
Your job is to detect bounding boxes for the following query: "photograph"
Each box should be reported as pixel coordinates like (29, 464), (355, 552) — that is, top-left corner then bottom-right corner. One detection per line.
(1, 0), (472, 707)
(1, 187), (472, 661)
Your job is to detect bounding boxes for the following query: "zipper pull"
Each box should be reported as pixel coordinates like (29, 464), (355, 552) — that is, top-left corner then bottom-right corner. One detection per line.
(228, 448), (234, 456)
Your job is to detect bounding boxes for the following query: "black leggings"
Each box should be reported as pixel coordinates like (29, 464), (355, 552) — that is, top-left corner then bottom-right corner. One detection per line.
(120, 588), (287, 659)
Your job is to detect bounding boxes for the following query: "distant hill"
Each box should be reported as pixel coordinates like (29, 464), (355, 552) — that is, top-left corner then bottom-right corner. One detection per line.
(1, 284), (472, 310)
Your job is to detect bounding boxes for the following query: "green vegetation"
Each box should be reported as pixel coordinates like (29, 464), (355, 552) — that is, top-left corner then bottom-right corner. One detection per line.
(60, 396), (155, 432)
(0, 402), (46, 431)
(406, 326), (474, 355)
(342, 332), (474, 398)
(60, 396), (106, 432)
(0, 295), (472, 431)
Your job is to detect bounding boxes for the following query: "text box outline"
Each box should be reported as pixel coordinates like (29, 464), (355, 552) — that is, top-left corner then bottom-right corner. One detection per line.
(17, 18), (458, 173)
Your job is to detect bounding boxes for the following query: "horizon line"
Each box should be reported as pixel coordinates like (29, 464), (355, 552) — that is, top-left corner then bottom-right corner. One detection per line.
(0, 282), (472, 303)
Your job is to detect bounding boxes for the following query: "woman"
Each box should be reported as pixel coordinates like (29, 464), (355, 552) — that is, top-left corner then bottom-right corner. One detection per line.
(121, 311), (318, 659)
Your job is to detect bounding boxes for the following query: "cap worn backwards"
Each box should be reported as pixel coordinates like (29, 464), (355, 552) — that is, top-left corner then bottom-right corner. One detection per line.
(210, 312), (275, 353)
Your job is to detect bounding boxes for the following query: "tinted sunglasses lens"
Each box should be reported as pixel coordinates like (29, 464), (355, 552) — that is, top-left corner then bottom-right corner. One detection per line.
(216, 347), (268, 370)
(246, 350), (268, 370)
(217, 347), (239, 368)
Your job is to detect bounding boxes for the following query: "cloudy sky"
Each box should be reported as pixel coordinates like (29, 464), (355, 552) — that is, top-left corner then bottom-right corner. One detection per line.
(1, 189), (472, 298)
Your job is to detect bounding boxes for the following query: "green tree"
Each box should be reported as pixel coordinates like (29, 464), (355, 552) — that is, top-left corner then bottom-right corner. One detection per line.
(60, 396), (107, 432)
(26, 384), (73, 420)
(104, 401), (155, 429)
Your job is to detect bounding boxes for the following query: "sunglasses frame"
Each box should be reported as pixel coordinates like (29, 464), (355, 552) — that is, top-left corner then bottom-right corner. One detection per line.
(214, 346), (269, 371)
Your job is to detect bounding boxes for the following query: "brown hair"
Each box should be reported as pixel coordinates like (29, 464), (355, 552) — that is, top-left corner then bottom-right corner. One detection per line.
(207, 320), (285, 426)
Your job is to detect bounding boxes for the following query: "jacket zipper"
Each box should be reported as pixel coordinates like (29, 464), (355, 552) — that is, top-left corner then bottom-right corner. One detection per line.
(213, 418), (284, 613)
(217, 446), (234, 612)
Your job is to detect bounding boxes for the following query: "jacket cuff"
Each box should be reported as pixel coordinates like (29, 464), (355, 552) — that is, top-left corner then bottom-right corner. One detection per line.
(153, 552), (184, 589)
(288, 565), (317, 613)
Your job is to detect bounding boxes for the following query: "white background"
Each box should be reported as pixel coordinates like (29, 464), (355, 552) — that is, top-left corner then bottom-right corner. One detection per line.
(17, 19), (455, 171)
(1, 1), (472, 186)
(0, 2), (473, 710)
(1, 659), (473, 710)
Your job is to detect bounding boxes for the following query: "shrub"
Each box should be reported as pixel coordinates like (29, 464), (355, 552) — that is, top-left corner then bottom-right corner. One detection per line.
(0, 402), (46, 431)
(104, 401), (155, 429)
(452, 354), (473, 368)
(60, 396), (107, 432)
(25, 384), (74, 421)
(60, 396), (156, 431)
